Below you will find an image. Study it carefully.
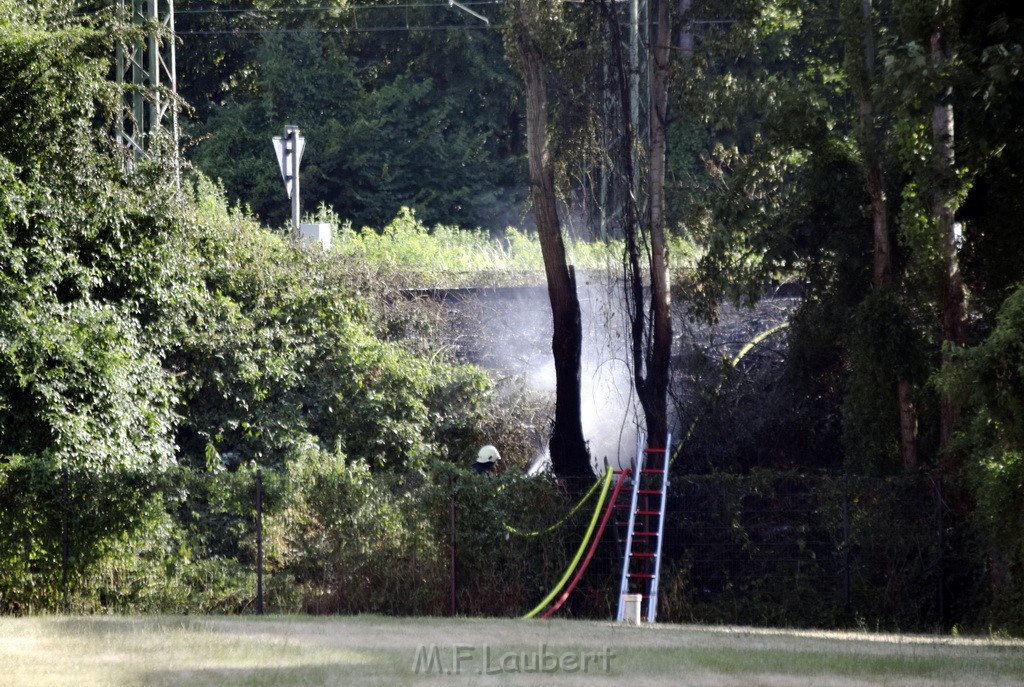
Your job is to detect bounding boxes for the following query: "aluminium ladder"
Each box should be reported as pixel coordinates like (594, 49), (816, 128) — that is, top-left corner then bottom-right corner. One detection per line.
(615, 432), (672, 623)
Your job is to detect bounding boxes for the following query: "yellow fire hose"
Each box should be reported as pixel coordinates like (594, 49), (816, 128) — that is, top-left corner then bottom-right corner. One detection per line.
(521, 467), (614, 619)
(502, 473), (604, 537)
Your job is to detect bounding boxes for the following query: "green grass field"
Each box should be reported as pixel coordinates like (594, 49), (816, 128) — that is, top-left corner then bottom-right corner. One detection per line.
(1, 615), (1021, 686)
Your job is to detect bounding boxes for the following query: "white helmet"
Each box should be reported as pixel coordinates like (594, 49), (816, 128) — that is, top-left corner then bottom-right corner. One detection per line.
(476, 444), (501, 463)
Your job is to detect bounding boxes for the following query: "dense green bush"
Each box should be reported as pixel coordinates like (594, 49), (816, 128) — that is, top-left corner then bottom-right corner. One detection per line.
(265, 455), (599, 617)
(942, 283), (1024, 634)
(0, 3), (546, 611)
(167, 186), (501, 472)
(322, 204), (695, 289)
(0, 3), (186, 609)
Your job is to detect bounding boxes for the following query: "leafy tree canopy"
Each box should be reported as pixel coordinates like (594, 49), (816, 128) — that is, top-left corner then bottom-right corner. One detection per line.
(181, 5), (525, 231)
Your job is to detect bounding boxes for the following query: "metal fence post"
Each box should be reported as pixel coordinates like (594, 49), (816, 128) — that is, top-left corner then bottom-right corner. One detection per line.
(842, 476), (851, 613)
(62, 467), (69, 612)
(936, 476), (945, 627)
(256, 468), (264, 615)
(452, 483), (460, 618)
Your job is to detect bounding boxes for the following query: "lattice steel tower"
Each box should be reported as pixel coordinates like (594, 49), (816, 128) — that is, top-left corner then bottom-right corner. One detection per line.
(115, 0), (179, 170)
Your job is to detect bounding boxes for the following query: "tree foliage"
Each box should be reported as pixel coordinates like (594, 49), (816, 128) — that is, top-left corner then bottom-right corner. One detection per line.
(941, 283), (1024, 632)
(675, 0), (1024, 476)
(3, 0), (1024, 628)
(0, 1), (535, 611)
(183, 7), (524, 231)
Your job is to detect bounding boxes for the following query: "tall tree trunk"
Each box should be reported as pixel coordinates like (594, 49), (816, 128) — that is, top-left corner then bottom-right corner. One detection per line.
(641, 0), (673, 449)
(854, 0), (888, 283)
(601, 0), (647, 445)
(602, 0), (673, 452)
(931, 23), (967, 454)
(509, 1), (591, 478)
(854, 0), (918, 470)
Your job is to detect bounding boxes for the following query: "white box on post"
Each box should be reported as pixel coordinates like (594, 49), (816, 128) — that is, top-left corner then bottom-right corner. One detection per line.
(299, 223), (331, 251)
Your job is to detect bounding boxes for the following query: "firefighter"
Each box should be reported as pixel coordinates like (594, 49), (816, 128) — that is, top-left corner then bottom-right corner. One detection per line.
(472, 444), (500, 475)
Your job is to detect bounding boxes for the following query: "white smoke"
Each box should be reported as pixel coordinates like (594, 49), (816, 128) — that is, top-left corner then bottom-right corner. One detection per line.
(456, 275), (642, 475)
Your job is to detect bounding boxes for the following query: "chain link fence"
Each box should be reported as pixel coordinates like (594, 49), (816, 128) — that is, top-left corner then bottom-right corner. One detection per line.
(0, 466), (973, 631)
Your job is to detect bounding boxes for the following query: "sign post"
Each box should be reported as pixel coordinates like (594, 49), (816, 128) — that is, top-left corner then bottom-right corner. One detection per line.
(272, 124), (305, 235)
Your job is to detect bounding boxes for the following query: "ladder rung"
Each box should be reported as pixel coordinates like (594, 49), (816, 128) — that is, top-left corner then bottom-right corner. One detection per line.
(632, 532), (657, 537)
(640, 469), (663, 474)
(636, 510), (660, 516)
(638, 489), (662, 495)
(628, 573), (653, 578)
(644, 448), (666, 453)
(630, 552), (655, 558)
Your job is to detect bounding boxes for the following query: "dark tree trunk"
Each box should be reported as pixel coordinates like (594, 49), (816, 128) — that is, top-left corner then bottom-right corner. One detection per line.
(854, 0), (918, 470)
(601, 0), (673, 453)
(640, 0), (673, 450)
(510, 2), (591, 478)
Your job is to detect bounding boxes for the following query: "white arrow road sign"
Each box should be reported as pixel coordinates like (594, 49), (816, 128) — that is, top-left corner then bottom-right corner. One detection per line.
(272, 130), (305, 199)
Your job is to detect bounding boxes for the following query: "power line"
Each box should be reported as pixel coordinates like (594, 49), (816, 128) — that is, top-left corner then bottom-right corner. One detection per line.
(175, 0), (505, 33)
(175, 2), (842, 22)
(179, 24), (502, 34)
(175, 1), (503, 15)
(172, 1), (847, 37)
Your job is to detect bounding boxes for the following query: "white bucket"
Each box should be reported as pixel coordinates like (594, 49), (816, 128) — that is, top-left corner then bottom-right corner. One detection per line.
(622, 593), (642, 625)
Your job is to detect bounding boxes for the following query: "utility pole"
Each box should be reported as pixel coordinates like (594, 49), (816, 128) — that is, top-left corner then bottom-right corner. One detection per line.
(115, 0), (180, 177)
(289, 125), (301, 234)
